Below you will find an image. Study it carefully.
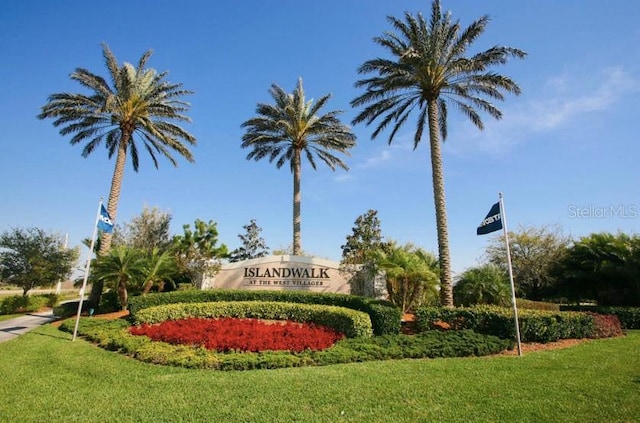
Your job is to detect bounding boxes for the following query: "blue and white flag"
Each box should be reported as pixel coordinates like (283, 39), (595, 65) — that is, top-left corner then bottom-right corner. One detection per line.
(97, 204), (114, 233)
(477, 202), (502, 235)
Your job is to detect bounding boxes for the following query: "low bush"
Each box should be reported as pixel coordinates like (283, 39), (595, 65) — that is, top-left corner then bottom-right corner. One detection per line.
(133, 301), (373, 338)
(53, 301), (85, 318)
(128, 290), (401, 335)
(98, 291), (122, 313)
(414, 305), (613, 343)
(59, 318), (511, 370)
(53, 291), (122, 318)
(0, 294), (57, 314)
(560, 305), (640, 329)
(587, 313), (624, 338)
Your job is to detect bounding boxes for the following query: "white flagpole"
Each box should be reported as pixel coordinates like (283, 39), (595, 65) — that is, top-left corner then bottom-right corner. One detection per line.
(72, 199), (102, 341)
(499, 192), (523, 356)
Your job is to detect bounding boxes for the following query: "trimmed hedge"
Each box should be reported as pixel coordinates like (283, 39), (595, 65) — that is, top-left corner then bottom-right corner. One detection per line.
(53, 291), (124, 318)
(128, 290), (402, 335)
(560, 305), (640, 330)
(1, 294), (59, 314)
(59, 318), (511, 370)
(133, 301), (373, 338)
(414, 305), (613, 343)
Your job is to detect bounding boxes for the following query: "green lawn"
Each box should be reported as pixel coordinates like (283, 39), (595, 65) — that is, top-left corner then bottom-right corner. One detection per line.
(0, 313), (22, 322)
(1, 325), (639, 422)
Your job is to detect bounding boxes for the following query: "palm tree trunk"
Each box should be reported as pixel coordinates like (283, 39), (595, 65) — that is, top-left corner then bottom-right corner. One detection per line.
(117, 280), (128, 311)
(89, 133), (129, 309)
(427, 100), (453, 307)
(292, 149), (302, 256)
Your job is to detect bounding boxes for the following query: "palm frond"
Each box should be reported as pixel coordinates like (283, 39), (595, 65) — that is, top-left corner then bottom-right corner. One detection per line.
(39, 43), (196, 178)
(352, 0), (525, 145)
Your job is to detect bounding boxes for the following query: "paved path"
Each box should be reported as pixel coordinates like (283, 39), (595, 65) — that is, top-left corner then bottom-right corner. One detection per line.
(0, 310), (59, 343)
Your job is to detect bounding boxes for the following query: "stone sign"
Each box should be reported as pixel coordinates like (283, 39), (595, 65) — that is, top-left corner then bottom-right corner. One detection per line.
(201, 255), (351, 294)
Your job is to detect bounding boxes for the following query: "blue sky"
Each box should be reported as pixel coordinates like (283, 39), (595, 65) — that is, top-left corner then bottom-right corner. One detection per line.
(1, 0), (638, 275)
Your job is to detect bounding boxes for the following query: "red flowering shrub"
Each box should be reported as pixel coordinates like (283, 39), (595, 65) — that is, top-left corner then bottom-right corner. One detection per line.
(587, 312), (624, 339)
(129, 317), (344, 352)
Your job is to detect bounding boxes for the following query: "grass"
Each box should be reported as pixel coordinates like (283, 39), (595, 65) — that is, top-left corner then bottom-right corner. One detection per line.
(1, 325), (639, 422)
(0, 313), (21, 322)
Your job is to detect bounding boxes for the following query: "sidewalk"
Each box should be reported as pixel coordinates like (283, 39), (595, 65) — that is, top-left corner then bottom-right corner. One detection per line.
(0, 310), (59, 343)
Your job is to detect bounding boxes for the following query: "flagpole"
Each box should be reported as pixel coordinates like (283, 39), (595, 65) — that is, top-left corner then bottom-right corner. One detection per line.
(72, 199), (102, 341)
(499, 192), (522, 356)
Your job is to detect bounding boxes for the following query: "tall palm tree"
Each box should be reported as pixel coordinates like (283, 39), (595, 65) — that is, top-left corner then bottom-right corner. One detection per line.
(351, 0), (526, 307)
(38, 43), (196, 307)
(38, 43), (196, 255)
(241, 78), (356, 255)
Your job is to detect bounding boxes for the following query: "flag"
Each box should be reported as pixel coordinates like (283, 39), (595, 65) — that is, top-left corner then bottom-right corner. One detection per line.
(97, 204), (114, 233)
(477, 202), (502, 235)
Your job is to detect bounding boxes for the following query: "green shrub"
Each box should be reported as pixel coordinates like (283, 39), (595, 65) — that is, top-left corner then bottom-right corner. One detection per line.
(133, 301), (373, 338)
(586, 312), (623, 338)
(98, 291), (122, 313)
(560, 305), (640, 329)
(60, 318), (510, 371)
(414, 305), (604, 343)
(53, 301), (86, 318)
(128, 290), (402, 335)
(0, 294), (50, 314)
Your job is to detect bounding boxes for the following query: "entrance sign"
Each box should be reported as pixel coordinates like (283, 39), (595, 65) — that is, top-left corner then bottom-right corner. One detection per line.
(202, 255), (351, 294)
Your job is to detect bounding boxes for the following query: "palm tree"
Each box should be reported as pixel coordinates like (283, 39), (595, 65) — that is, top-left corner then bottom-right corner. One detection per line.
(351, 0), (526, 307)
(453, 264), (510, 307)
(38, 43), (196, 255)
(375, 242), (440, 313)
(38, 43), (196, 307)
(241, 78), (356, 255)
(141, 248), (178, 294)
(91, 246), (147, 310)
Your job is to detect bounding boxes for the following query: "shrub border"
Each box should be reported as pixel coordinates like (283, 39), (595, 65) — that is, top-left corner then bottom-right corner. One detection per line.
(414, 305), (622, 343)
(60, 318), (511, 370)
(133, 301), (374, 338)
(128, 289), (402, 335)
(560, 305), (640, 330)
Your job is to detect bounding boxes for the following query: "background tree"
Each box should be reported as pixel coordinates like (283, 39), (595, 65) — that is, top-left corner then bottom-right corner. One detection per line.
(351, 0), (526, 307)
(171, 219), (228, 288)
(486, 225), (569, 301)
(91, 246), (146, 310)
(0, 227), (78, 296)
(112, 206), (172, 252)
(375, 242), (440, 312)
(453, 264), (510, 307)
(228, 219), (270, 262)
(341, 209), (387, 264)
(340, 209), (389, 297)
(554, 232), (640, 306)
(38, 44), (196, 307)
(241, 78), (356, 256)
